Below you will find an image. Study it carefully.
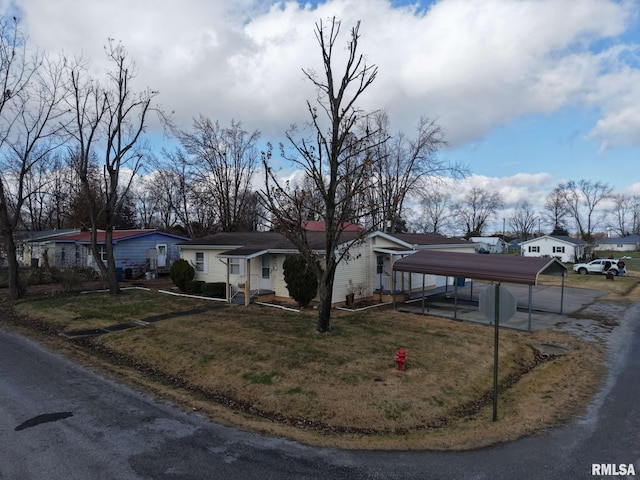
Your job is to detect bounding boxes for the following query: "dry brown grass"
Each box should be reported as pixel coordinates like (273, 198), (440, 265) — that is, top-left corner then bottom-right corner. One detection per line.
(6, 286), (608, 450)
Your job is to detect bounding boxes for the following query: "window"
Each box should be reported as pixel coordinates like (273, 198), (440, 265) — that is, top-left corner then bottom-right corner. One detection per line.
(230, 258), (240, 275)
(552, 246), (565, 253)
(261, 256), (270, 279)
(195, 252), (205, 272)
(528, 246), (540, 253)
(98, 245), (107, 262)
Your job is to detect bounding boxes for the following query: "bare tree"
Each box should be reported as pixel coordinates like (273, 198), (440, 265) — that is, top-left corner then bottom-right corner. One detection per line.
(412, 188), (452, 234)
(65, 40), (156, 294)
(261, 17), (382, 333)
(509, 200), (538, 240)
(178, 117), (260, 232)
(608, 193), (633, 237)
(559, 180), (613, 241)
(543, 186), (569, 235)
(361, 111), (460, 232)
(453, 187), (504, 238)
(0, 18), (69, 299)
(631, 196), (640, 235)
(153, 148), (215, 237)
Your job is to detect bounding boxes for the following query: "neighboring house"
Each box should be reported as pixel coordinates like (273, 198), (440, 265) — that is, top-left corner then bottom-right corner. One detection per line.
(177, 230), (474, 306)
(468, 236), (508, 254)
(15, 229), (81, 267)
(520, 235), (586, 263)
(593, 234), (640, 252)
(26, 229), (190, 277)
(508, 238), (523, 253)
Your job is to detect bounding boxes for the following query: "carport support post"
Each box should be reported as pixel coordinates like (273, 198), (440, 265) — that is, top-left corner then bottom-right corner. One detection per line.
(392, 270), (397, 310)
(226, 260), (231, 303)
(528, 285), (533, 332)
(493, 282), (500, 422)
(560, 275), (565, 314)
(421, 274), (425, 315)
(244, 258), (251, 307)
(454, 280), (458, 320)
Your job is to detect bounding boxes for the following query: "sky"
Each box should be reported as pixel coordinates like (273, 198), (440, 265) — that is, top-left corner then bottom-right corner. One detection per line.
(3, 0), (640, 232)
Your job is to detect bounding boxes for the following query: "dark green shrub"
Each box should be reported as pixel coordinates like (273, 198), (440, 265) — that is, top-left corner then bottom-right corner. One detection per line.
(185, 280), (205, 294)
(202, 282), (226, 298)
(170, 258), (195, 292)
(283, 254), (318, 307)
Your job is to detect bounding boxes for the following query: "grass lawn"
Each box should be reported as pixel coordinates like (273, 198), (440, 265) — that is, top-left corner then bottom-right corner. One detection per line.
(8, 286), (610, 450)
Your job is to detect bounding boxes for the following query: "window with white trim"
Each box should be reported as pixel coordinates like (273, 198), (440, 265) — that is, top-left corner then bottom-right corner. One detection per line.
(229, 258), (240, 275)
(195, 252), (206, 272)
(528, 246), (540, 253)
(552, 246), (565, 253)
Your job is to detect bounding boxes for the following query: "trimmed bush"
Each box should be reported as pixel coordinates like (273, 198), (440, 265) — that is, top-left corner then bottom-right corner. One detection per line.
(185, 280), (205, 294)
(202, 282), (226, 298)
(283, 254), (319, 308)
(170, 258), (195, 292)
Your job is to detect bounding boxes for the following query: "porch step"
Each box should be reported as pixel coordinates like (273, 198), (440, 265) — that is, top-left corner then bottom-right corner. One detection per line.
(231, 289), (275, 305)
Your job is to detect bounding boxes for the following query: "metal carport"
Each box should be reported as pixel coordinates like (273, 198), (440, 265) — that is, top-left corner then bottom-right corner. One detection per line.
(392, 250), (568, 330)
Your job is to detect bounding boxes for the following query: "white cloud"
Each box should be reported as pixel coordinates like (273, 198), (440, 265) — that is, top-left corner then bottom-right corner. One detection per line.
(10, 0), (639, 147)
(3, 0), (638, 216)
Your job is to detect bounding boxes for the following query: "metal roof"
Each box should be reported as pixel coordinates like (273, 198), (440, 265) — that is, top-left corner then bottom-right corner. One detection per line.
(392, 250), (567, 285)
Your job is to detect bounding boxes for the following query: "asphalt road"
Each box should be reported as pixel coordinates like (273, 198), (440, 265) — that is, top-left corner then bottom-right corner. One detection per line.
(1, 302), (639, 480)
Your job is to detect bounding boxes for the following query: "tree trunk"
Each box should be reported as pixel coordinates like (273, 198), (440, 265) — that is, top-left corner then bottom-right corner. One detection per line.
(4, 233), (21, 300)
(316, 262), (336, 333)
(0, 192), (22, 299)
(104, 229), (120, 295)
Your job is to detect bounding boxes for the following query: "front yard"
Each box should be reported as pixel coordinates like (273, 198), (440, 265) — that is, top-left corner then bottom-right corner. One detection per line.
(4, 283), (611, 450)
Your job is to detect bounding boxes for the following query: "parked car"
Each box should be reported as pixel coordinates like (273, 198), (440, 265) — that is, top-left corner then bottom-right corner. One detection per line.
(573, 259), (620, 275)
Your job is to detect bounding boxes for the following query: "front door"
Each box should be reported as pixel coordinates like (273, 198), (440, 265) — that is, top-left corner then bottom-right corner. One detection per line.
(156, 244), (167, 268)
(260, 255), (272, 291)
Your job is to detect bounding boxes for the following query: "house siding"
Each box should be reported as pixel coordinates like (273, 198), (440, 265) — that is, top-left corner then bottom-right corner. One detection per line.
(188, 249), (231, 283)
(333, 242), (371, 303)
(110, 233), (183, 275)
(520, 237), (580, 263)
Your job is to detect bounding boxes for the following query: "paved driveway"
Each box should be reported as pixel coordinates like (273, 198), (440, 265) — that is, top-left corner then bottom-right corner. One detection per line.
(402, 282), (607, 331)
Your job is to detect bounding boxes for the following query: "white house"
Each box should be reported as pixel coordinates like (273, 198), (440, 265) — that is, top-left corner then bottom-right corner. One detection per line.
(593, 234), (640, 252)
(468, 236), (508, 254)
(176, 230), (475, 306)
(520, 235), (586, 263)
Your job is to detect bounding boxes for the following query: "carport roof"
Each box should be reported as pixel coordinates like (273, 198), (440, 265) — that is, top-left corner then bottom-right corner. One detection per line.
(392, 250), (567, 285)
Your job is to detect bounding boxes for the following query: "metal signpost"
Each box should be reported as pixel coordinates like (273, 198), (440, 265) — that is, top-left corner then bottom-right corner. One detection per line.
(479, 283), (517, 421)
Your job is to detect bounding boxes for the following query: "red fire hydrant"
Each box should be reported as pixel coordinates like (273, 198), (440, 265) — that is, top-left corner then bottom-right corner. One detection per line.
(395, 348), (407, 371)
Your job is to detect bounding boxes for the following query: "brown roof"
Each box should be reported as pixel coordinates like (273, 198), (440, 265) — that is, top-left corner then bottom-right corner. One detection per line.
(178, 230), (362, 252)
(392, 250), (567, 285)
